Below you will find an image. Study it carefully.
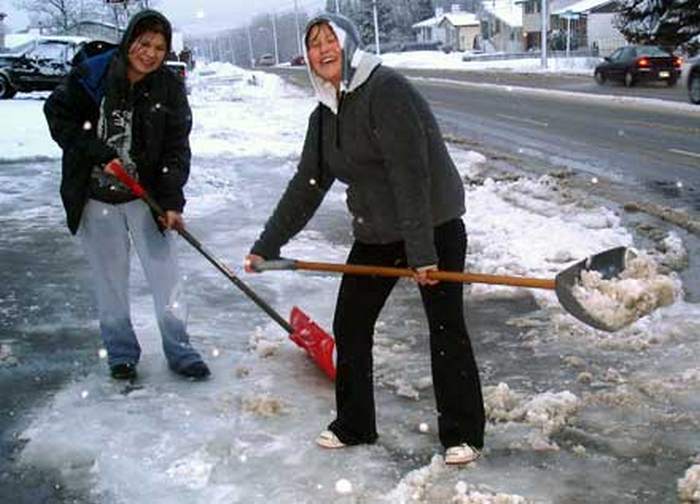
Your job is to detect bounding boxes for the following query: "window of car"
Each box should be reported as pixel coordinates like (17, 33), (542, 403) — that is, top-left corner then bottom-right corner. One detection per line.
(620, 47), (636, 61)
(5, 40), (37, 55)
(609, 48), (623, 61)
(636, 46), (669, 57)
(28, 42), (69, 61)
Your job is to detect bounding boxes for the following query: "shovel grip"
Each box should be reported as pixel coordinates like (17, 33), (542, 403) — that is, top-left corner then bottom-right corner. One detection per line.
(252, 259), (299, 272)
(106, 160), (146, 199)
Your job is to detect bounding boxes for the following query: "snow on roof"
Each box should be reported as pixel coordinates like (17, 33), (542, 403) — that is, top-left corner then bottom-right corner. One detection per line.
(440, 12), (480, 27)
(481, 0), (523, 28)
(412, 15), (443, 29)
(552, 0), (615, 15)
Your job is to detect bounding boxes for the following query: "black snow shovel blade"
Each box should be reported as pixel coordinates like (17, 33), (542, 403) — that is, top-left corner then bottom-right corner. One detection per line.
(554, 246), (630, 332)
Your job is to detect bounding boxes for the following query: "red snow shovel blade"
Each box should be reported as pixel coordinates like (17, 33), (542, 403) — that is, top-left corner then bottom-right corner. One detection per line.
(289, 307), (336, 380)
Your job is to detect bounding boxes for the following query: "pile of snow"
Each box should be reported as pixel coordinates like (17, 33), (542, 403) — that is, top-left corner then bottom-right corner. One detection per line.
(678, 459), (700, 503)
(484, 383), (580, 447)
(573, 252), (681, 331)
(382, 455), (532, 503)
(0, 342), (19, 367)
(188, 63), (313, 160)
(381, 50), (598, 75)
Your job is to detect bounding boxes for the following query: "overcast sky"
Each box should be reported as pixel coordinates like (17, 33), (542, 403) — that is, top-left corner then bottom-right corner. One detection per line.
(1, 0), (327, 34)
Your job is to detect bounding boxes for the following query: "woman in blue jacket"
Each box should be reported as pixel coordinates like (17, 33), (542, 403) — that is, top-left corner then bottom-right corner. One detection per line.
(44, 10), (209, 381)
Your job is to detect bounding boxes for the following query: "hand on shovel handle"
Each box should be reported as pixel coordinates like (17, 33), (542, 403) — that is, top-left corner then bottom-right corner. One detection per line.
(105, 159), (146, 199)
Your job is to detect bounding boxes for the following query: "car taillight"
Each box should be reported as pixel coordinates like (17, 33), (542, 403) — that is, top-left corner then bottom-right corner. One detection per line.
(636, 57), (650, 68)
(673, 56), (682, 68)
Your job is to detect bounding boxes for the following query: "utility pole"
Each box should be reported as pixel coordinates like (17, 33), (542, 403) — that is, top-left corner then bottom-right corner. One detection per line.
(246, 24), (255, 68)
(335, 0), (341, 13)
(540, 0), (547, 68)
(372, 0), (380, 55)
(271, 11), (279, 65)
(228, 32), (238, 65)
(293, 0), (302, 55)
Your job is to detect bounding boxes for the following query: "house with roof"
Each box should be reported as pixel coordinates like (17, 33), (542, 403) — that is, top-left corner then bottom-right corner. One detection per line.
(478, 0), (524, 53)
(412, 7), (448, 46)
(520, 0), (625, 54)
(439, 9), (481, 51)
(63, 20), (125, 44)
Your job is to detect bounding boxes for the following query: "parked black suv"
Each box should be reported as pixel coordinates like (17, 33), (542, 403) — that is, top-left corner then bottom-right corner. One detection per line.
(0, 36), (89, 99)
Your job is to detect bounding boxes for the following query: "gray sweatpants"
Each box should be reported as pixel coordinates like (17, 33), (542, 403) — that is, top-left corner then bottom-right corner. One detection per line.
(79, 198), (203, 371)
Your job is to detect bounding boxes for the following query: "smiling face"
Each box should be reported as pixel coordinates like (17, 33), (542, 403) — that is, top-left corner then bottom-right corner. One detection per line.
(127, 31), (167, 83)
(306, 22), (342, 89)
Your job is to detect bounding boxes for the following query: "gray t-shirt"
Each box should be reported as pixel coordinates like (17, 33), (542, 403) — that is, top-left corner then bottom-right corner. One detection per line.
(88, 97), (139, 203)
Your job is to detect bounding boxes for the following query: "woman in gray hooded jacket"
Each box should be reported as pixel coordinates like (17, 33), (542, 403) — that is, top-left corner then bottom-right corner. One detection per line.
(245, 13), (484, 464)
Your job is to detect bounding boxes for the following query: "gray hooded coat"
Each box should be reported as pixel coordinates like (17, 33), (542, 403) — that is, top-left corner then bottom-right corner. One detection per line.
(251, 14), (465, 268)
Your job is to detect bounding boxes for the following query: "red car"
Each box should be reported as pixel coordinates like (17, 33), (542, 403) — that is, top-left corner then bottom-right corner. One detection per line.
(594, 45), (682, 87)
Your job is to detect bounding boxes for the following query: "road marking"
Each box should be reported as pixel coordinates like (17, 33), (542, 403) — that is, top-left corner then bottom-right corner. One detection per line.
(669, 148), (700, 160)
(624, 120), (700, 135)
(496, 113), (549, 127)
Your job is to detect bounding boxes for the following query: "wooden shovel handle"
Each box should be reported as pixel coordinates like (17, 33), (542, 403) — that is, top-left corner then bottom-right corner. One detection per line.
(294, 261), (556, 290)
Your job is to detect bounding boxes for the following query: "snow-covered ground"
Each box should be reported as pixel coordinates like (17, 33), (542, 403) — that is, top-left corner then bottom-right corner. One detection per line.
(2, 63), (700, 503)
(381, 50), (599, 75)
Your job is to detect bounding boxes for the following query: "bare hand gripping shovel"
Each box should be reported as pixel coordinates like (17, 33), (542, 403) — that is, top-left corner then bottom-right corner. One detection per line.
(254, 247), (631, 332)
(108, 161), (336, 380)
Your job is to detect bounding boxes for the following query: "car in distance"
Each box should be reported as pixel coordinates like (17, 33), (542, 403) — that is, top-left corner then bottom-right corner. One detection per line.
(685, 56), (700, 104)
(257, 53), (275, 67)
(164, 60), (191, 94)
(593, 45), (682, 87)
(289, 54), (305, 66)
(0, 36), (89, 99)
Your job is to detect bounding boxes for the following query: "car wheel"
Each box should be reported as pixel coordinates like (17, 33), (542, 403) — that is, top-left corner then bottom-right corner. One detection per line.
(690, 72), (700, 105)
(594, 70), (606, 85)
(624, 71), (635, 87)
(0, 75), (17, 99)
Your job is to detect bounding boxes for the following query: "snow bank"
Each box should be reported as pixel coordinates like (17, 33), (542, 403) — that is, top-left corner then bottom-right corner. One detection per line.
(678, 460), (700, 503)
(381, 50), (597, 75)
(484, 383), (580, 450)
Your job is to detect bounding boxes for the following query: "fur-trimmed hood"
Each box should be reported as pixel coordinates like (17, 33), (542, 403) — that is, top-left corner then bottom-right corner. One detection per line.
(303, 13), (381, 114)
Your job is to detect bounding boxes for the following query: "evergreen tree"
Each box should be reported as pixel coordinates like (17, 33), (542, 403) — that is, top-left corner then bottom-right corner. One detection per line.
(352, 0), (394, 46)
(615, 0), (700, 52)
(414, 0), (435, 22)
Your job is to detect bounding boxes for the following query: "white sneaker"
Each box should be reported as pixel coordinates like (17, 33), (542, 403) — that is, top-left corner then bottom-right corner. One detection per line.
(445, 444), (480, 465)
(315, 430), (347, 449)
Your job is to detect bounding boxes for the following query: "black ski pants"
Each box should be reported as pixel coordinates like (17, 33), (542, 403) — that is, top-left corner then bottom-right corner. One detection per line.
(328, 218), (485, 449)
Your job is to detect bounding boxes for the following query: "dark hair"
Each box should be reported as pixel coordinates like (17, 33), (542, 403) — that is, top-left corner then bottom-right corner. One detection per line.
(128, 18), (170, 50)
(305, 21), (332, 50)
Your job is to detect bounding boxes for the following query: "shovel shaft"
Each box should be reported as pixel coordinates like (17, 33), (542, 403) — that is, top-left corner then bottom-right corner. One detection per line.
(292, 261), (556, 290)
(109, 161), (295, 334)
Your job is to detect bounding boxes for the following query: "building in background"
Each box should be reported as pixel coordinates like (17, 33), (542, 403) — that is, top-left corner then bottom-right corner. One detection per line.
(412, 7), (448, 46)
(520, 0), (624, 55)
(478, 0), (524, 53)
(63, 20), (124, 44)
(438, 8), (481, 51)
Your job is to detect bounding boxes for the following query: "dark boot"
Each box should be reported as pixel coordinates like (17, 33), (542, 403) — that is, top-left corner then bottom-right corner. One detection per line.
(177, 361), (211, 380)
(110, 363), (137, 380)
